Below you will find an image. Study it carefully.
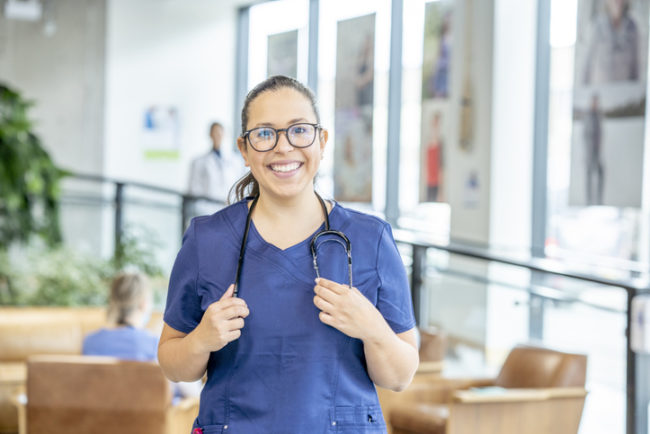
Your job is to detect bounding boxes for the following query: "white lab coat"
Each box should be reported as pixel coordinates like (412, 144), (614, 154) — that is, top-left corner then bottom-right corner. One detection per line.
(187, 150), (244, 203)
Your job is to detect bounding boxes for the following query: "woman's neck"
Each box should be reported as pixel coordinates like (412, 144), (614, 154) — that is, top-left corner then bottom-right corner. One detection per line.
(252, 189), (328, 250)
(256, 188), (321, 222)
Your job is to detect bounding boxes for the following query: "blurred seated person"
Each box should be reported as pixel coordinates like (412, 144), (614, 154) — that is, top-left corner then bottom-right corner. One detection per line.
(83, 272), (201, 401)
(83, 272), (156, 360)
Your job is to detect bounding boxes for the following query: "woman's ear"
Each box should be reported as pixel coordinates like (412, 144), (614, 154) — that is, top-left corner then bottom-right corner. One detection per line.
(237, 136), (250, 167)
(319, 129), (329, 153)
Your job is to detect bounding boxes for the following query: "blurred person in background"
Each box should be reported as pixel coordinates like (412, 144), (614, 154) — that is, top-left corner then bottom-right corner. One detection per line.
(83, 272), (157, 360)
(83, 272), (201, 401)
(188, 122), (244, 206)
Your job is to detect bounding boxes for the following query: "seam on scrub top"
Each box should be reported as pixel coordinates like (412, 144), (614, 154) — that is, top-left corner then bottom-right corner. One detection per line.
(191, 219), (201, 303)
(374, 224), (387, 297)
(329, 335), (352, 414)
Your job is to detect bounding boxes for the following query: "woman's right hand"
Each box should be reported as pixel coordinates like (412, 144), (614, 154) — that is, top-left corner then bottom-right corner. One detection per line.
(191, 284), (249, 353)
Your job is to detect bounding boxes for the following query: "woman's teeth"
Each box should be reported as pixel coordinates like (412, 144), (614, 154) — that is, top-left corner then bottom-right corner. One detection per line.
(270, 162), (301, 172)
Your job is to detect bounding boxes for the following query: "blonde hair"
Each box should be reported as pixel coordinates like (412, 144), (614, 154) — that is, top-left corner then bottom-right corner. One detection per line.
(107, 272), (151, 326)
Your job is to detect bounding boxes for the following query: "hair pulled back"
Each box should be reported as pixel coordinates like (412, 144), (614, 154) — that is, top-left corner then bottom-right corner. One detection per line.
(107, 272), (150, 327)
(231, 75), (320, 203)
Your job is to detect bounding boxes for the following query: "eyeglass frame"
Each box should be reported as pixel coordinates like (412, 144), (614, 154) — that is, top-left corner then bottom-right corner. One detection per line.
(242, 122), (322, 152)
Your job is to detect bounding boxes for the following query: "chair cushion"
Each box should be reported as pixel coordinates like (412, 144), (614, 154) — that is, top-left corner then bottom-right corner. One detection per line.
(390, 403), (449, 434)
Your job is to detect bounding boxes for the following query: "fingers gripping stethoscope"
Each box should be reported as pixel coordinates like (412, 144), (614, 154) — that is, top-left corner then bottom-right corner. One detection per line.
(233, 193), (353, 297)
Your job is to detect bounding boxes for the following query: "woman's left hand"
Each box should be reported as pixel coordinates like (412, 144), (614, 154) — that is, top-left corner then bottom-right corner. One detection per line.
(313, 277), (384, 341)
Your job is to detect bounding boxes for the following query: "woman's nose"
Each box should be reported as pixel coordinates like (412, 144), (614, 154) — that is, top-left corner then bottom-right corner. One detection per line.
(274, 131), (294, 152)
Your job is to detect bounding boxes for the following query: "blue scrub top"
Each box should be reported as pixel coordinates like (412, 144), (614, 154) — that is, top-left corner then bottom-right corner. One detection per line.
(164, 199), (415, 434)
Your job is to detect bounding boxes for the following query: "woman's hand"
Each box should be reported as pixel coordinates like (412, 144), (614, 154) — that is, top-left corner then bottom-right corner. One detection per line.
(313, 277), (384, 341)
(191, 284), (249, 353)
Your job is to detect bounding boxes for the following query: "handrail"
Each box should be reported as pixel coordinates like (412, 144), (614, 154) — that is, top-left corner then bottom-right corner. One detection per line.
(393, 229), (650, 294)
(67, 172), (226, 205)
(64, 172), (650, 292)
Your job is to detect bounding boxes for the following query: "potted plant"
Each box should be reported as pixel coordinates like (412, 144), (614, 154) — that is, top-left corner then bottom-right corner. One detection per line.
(0, 83), (67, 248)
(0, 83), (69, 303)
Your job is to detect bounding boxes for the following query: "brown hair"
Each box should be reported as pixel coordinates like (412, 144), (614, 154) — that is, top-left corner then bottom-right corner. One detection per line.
(107, 272), (150, 327)
(230, 75), (321, 203)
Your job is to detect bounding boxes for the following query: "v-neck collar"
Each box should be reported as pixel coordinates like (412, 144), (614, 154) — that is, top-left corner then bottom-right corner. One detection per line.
(242, 198), (339, 256)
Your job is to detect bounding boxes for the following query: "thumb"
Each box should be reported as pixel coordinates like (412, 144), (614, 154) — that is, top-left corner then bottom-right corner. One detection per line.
(219, 284), (235, 301)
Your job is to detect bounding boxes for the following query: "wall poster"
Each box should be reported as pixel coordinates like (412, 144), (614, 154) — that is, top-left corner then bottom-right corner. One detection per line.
(569, 0), (649, 208)
(420, 1), (453, 203)
(333, 14), (375, 202)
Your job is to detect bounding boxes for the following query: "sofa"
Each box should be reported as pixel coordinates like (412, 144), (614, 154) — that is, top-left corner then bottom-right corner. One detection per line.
(0, 307), (197, 434)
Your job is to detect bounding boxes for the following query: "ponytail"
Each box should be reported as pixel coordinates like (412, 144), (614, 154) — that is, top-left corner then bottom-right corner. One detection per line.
(230, 171), (260, 203)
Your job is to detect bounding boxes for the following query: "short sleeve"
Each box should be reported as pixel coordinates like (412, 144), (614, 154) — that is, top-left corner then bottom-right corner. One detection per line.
(375, 224), (416, 334)
(163, 219), (204, 334)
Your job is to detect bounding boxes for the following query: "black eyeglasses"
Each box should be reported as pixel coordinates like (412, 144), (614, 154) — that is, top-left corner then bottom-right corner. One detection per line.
(242, 122), (321, 152)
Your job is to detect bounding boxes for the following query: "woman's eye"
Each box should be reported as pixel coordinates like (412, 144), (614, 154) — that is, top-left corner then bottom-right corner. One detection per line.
(292, 126), (307, 135)
(255, 129), (274, 139)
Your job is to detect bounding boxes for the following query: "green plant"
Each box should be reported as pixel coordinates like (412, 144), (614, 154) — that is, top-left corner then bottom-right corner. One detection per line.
(0, 225), (166, 307)
(0, 82), (67, 249)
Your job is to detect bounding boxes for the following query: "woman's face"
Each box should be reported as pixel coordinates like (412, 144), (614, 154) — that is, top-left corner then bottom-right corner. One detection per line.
(238, 87), (328, 201)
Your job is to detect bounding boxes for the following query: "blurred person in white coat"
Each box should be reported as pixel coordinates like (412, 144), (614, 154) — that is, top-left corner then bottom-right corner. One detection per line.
(188, 122), (244, 213)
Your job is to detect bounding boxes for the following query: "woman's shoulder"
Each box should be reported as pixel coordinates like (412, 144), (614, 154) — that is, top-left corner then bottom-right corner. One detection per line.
(189, 199), (248, 235)
(332, 202), (390, 235)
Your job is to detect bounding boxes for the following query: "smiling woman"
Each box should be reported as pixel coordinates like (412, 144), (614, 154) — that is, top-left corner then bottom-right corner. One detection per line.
(157, 75), (419, 434)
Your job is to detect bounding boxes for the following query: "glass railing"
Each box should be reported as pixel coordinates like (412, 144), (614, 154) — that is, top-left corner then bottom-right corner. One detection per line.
(53, 173), (650, 434)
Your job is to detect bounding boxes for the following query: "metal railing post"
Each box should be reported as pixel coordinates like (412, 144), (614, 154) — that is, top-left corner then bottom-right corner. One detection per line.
(181, 196), (190, 237)
(114, 182), (124, 262)
(411, 245), (426, 327)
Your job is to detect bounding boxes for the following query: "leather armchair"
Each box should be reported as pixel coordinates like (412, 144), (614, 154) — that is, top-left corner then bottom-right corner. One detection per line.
(389, 345), (588, 434)
(17, 355), (199, 434)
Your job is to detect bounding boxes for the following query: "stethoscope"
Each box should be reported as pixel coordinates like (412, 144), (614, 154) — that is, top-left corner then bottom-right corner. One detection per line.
(233, 193), (352, 297)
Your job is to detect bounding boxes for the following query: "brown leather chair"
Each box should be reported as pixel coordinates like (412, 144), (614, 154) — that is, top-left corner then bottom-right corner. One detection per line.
(389, 345), (588, 434)
(19, 355), (198, 434)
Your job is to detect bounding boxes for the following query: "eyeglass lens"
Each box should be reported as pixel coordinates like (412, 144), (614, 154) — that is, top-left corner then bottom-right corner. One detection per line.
(248, 123), (317, 151)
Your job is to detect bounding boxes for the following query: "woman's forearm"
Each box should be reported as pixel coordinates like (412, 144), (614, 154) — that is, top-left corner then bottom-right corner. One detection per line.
(363, 324), (419, 391)
(158, 331), (210, 382)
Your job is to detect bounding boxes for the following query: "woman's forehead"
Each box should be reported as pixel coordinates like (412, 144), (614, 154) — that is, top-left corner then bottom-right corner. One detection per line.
(247, 87), (316, 125)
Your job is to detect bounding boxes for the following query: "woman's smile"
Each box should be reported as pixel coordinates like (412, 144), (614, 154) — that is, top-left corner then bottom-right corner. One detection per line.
(268, 160), (304, 177)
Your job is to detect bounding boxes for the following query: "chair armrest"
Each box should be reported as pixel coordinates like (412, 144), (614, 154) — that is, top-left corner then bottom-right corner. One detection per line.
(173, 396), (200, 412)
(417, 360), (444, 374)
(0, 363), (27, 383)
(393, 377), (496, 405)
(10, 388), (27, 434)
(447, 388), (588, 434)
(453, 387), (587, 403)
(166, 396), (200, 434)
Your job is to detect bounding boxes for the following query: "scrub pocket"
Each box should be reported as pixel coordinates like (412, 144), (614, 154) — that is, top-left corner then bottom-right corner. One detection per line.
(192, 424), (224, 434)
(329, 405), (386, 433)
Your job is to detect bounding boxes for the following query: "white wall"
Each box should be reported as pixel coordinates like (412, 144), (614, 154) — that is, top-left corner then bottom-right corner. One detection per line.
(104, 0), (245, 191)
(490, 0), (535, 252)
(484, 0), (536, 358)
(0, 0), (107, 175)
